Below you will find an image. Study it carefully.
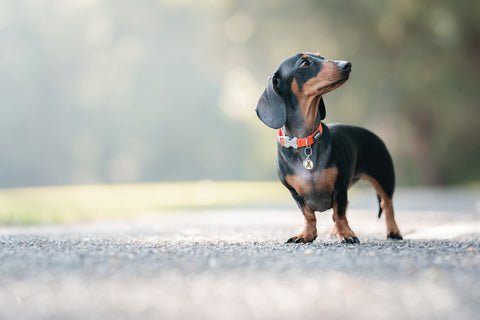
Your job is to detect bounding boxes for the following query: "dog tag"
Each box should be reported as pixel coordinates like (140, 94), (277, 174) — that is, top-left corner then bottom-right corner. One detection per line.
(303, 159), (314, 170)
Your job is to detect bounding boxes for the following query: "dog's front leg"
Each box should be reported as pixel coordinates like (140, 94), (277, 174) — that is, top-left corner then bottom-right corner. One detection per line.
(332, 191), (360, 244)
(286, 205), (317, 244)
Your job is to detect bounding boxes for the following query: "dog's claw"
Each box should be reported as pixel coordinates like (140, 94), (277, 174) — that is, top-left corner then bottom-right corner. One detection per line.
(341, 236), (360, 244)
(285, 234), (317, 244)
(387, 232), (403, 240)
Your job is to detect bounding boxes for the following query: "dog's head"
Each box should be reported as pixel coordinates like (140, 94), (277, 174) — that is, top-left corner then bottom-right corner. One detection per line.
(255, 53), (351, 129)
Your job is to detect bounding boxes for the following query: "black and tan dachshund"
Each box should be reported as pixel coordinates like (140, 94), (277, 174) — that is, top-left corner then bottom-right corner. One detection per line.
(255, 52), (402, 244)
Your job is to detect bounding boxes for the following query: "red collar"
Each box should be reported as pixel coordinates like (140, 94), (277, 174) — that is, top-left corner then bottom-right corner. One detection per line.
(278, 122), (323, 149)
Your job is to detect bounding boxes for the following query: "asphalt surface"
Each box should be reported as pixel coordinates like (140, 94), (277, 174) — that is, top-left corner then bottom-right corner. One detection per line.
(1, 190), (480, 320)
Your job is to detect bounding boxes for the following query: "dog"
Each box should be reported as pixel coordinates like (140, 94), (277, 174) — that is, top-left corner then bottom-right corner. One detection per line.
(255, 52), (402, 244)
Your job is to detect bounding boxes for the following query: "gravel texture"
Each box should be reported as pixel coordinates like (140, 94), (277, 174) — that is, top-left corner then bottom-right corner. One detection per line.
(1, 209), (480, 320)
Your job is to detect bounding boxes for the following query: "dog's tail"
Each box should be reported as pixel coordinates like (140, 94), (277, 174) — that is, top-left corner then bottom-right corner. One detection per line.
(377, 194), (383, 218)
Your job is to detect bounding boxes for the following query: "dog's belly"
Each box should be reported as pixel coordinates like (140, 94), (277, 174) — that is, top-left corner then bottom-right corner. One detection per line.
(303, 190), (333, 212)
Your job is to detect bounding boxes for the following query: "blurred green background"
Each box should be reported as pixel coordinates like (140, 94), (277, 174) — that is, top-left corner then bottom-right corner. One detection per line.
(0, 0), (479, 188)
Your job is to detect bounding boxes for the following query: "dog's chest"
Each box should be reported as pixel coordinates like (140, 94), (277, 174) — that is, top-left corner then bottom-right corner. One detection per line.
(284, 165), (338, 212)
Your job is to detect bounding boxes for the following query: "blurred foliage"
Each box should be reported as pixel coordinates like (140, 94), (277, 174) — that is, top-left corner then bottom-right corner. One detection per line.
(0, 0), (478, 187)
(0, 181), (290, 225)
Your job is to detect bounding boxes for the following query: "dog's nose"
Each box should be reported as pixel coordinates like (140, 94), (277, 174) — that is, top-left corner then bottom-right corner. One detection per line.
(336, 61), (352, 72)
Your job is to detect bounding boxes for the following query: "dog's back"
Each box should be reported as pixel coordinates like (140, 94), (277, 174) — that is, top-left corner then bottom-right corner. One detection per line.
(328, 123), (395, 198)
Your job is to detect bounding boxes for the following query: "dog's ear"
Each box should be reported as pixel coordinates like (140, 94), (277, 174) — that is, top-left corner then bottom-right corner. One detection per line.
(318, 97), (326, 120)
(255, 76), (286, 129)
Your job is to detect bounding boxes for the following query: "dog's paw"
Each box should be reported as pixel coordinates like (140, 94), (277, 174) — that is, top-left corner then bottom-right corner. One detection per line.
(335, 227), (360, 244)
(285, 233), (317, 244)
(387, 231), (403, 240)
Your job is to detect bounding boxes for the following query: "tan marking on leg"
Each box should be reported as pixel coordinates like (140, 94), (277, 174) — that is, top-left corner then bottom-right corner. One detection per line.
(285, 175), (312, 195)
(315, 167), (338, 192)
(381, 198), (402, 238)
(302, 206), (317, 240)
(332, 203), (358, 242)
(359, 174), (402, 238)
(288, 206), (317, 243)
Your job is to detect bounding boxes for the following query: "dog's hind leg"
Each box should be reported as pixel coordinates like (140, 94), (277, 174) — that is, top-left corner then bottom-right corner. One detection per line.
(360, 174), (402, 240)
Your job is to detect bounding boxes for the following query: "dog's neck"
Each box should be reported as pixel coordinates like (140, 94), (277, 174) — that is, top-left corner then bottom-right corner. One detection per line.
(283, 95), (323, 138)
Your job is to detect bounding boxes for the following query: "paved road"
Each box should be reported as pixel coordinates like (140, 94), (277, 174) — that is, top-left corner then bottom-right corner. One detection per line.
(1, 192), (480, 320)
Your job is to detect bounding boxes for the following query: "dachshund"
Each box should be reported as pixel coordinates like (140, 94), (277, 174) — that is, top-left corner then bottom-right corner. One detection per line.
(255, 52), (402, 244)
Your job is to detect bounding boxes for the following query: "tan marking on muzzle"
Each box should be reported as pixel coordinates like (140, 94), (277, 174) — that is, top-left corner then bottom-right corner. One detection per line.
(302, 61), (345, 96)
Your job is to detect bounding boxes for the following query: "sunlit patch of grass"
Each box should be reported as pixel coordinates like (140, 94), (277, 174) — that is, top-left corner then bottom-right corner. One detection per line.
(0, 181), (291, 225)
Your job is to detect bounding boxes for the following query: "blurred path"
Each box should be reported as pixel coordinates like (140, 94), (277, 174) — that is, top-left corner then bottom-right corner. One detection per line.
(0, 189), (479, 320)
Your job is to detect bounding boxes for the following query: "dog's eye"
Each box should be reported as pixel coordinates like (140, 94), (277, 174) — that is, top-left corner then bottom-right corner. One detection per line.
(300, 59), (310, 68)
